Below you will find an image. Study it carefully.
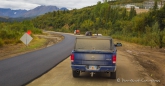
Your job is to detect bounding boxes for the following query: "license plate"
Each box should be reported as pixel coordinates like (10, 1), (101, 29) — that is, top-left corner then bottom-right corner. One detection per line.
(89, 66), (97, 70)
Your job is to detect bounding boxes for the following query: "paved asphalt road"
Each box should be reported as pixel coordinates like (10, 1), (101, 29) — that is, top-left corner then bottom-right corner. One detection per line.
(0, 33), (75, 86)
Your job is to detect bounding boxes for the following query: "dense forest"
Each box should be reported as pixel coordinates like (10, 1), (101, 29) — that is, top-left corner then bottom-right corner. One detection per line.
(0, 0), (165, 48)
(32, 1), (165, 48)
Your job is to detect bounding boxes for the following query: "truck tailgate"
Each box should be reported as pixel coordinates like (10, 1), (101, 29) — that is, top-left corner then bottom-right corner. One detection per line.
(74, 52), (114, 66)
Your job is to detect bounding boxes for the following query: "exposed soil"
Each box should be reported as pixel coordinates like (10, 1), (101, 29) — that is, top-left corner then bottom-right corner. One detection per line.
(136, 9), (149, 14)
(114, 39), (165, 86)
(0, 32), (64, 60)
(127, 8), (149, 14)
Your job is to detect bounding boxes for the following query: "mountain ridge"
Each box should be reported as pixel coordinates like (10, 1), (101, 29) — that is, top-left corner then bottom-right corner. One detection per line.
(0, 5), (68, 18)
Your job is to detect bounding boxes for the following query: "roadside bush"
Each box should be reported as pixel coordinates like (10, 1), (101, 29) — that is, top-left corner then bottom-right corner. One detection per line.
(162, 29), (165, 47)
(0, 21), (43, 45)
(31, 28), (42, 34)
(4, 39), (15, 44)
(0, 38), (4, 47)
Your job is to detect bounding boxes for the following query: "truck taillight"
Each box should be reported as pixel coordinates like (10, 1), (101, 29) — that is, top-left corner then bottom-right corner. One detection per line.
(71, 54), (74, 62)
(112, 55), (116, 64)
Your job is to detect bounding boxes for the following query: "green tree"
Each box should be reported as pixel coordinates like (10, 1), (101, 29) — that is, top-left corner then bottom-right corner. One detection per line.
(121, 8), (127, 20)
(156, 5), (165, 31)
(129, 7), (136, 20)
(53, 11), (56, 17)
(151, 22), (164, 48)
(80, 19), (94, 32)
(153, 0), (158, 11)
(94, 1), (102, 17)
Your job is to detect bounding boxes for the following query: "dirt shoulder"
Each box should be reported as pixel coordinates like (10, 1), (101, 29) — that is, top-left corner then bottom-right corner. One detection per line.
(114, 39), (165, 86)
(0, 32), (64, 61)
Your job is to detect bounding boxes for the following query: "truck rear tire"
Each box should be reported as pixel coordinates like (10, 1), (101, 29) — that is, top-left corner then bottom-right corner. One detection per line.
(110, 71), (116, 79)
(72, 70), (80, 78)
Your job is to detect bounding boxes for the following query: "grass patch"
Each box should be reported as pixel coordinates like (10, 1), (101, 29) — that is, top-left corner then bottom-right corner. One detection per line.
(0, 36), (48, 60)
(0, 38), (4, 47)
(18, 37), (47, 52)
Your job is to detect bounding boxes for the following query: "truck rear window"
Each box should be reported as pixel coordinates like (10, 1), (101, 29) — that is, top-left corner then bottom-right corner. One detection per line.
(75, 39), (113, 50)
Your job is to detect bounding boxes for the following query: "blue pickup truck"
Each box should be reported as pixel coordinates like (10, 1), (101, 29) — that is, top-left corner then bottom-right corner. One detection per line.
(70, 36), (122, 79)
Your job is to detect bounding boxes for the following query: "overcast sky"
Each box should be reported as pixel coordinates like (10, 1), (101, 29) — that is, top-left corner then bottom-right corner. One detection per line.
(0, 0), (102, 10)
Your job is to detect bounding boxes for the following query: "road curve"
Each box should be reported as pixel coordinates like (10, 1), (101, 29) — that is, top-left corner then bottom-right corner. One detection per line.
(0, 33), (75, 86)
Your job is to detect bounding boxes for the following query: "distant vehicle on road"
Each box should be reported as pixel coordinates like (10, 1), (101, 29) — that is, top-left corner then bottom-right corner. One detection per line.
(93, 34), (102, 36)
(85, 31), (102, 36)
(70, 36), (122, 79)
(85, 31), (92, 36)
(74, 30), (80, 35)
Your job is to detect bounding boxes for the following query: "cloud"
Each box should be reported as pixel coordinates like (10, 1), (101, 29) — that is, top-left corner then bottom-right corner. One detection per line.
(0, 0), (102, 10)
(0, 0), (39, 10)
